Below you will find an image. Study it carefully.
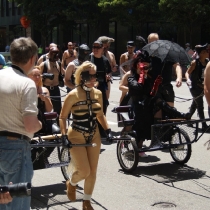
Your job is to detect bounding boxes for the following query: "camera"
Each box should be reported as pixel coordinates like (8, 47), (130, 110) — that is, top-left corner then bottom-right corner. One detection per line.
(0, 182), (31, 197)
(42, 73), (54, 80)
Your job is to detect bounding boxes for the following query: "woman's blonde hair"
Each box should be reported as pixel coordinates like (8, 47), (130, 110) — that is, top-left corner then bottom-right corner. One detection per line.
(74, 61), (96, 85)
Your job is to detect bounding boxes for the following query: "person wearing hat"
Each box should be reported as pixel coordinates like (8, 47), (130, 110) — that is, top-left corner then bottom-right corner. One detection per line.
(37, 43), (57, 65)
(119, 41), (136, 75)
(185, 43), (209, 131)
(89, 40), (112, 137)
(0, 54), (6, 70)
(97, 36), (117, 100)
(64, 44), (91, 93)
(97, 36), (117, 73)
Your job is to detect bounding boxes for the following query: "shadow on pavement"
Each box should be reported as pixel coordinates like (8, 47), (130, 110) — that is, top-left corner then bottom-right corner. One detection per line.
(118, 163), (206, 183)
(31, 183), (108, 210)
(139, 155), (161, 163)
(136, 163), (206, 183)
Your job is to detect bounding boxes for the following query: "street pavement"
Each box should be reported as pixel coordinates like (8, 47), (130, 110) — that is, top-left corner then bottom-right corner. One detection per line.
(31, 78), (210, 210)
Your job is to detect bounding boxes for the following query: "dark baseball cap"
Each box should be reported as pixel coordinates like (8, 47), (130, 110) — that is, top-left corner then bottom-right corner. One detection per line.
(127, 41), (135, 47)
(93, 40), (103, 47)
(195, 43), (208, 54)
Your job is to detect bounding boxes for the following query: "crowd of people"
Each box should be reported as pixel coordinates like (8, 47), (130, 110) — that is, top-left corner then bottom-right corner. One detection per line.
(1, 34), (210, 210)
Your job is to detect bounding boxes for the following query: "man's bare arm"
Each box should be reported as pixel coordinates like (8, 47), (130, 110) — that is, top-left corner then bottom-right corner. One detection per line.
(64, 62), (75, 90)
(37, 55), (43, 65)
(61, 51), (67, 72)
(174, 63), (182, 87)
(119, 71), (130, 92)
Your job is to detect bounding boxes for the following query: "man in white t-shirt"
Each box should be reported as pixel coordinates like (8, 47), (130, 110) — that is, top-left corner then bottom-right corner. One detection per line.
(0, 37), (42, 209)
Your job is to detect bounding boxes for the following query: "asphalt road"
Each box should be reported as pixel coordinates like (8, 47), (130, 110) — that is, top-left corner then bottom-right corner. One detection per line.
(31, 78), (210, 210)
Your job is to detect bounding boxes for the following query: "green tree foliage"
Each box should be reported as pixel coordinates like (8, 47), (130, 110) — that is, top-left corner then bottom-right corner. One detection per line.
(159, 0), (210, 42)
(98, 0), (161, 27)
(11, 0), (105, 44)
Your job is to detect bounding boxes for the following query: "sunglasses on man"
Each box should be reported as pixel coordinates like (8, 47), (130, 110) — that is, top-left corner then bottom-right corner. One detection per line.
(92, 46), (102, 49)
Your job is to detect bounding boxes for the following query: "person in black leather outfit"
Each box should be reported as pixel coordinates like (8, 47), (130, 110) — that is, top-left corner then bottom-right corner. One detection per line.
(185, 43), (209, 131)
(128, 51), (191, 155)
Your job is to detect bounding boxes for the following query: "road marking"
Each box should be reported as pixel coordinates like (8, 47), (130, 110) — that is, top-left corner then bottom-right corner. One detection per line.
(107, 121), (117, 125)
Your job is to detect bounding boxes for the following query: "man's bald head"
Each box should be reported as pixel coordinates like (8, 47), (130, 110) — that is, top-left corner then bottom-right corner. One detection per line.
(49, 43), (57, 48)
(147, 33), (159, 43)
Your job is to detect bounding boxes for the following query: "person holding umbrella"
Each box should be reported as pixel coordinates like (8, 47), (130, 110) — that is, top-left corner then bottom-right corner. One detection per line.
(143, 37), (190, 123)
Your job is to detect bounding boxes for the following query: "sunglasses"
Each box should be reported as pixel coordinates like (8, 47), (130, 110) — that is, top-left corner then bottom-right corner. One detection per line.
(89, 74), (97, 79)
(68, 45), (73, 46)
(92, 46), (102, 49)
(138, 63), (152, 71)
(32, 74), (41, 78)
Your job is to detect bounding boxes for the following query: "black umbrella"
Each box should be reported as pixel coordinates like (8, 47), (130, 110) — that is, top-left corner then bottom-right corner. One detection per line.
(142, 40), (191, 65)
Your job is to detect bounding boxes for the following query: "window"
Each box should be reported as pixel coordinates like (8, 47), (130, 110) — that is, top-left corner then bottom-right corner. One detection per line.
(5, 0), (9, 16)
(12, 0), (15, 16)
(1, 0), (4, 17)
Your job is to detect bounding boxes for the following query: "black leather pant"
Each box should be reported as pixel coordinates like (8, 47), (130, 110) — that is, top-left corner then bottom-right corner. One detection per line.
(189, 86), (207, 126)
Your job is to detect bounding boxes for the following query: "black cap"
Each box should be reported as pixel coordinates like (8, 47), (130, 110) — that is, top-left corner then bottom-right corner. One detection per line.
(79, 44), (90, 51)
(127, 41), (135, 47)
(93, 40), (103, 47)
(195, 43), (208, 54)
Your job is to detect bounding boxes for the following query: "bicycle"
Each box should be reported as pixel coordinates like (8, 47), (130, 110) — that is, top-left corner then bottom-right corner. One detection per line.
(113, 105), (210, 172)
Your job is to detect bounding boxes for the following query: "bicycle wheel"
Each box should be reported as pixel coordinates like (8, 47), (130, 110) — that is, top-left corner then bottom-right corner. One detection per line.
(169, 128), (191, 164)
(117, 139), (139, 172)
(60, 147), (71, 180)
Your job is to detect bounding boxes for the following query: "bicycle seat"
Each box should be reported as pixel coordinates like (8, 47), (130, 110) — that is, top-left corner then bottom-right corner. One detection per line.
(44, 112), (58, 120)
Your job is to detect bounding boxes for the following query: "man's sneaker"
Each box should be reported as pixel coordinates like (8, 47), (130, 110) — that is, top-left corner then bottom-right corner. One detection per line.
(139, 152), (148, 158)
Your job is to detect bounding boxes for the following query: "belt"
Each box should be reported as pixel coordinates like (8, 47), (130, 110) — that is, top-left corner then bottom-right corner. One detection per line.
(0, 131), (30, 141)
(44, 85), (59, 90)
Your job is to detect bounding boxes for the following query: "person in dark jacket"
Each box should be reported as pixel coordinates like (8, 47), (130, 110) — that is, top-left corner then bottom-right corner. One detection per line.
(128, 51), (190, 157)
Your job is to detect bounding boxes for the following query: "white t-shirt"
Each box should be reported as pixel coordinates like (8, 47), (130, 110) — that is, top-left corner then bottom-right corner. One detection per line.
(0, 67), (38, 138)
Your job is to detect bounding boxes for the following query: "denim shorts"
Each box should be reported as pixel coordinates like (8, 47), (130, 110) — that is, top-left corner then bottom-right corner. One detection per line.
(0, 136), (33, 210)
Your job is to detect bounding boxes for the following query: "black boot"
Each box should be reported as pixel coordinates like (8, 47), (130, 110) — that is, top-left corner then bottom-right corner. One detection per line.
(202, 122), (209, 132)
(157, 101), (191, 120)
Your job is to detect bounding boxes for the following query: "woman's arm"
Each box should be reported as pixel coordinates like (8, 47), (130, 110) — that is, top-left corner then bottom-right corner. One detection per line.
(39, 87), (53, 112)
(119, 71), (130, 92)
(96, 92), (109, 131)
(59, 93), (73, 135)
(64, 62), (76, 90)
(185, 60), (196, 80)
